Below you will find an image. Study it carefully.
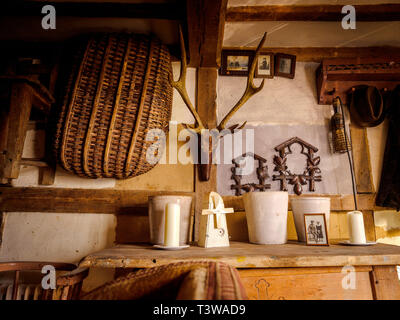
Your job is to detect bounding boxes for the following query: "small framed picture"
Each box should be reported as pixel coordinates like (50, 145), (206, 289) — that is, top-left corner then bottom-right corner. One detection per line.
(255, 52), (274, 78)
(304, 213), (329, 246)
(274, 53), (296, 79)
(220, 50), (254, 76)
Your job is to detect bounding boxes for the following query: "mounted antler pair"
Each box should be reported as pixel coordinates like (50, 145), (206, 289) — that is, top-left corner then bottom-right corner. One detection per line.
(170, 27), (267, 181)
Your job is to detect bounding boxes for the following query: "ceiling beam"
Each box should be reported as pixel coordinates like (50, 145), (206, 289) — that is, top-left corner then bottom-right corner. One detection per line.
(2, 1), (185, 20)
(221, 46), (400, 62)
(186, 0), (228, 68)
(226, 4), (400, 22)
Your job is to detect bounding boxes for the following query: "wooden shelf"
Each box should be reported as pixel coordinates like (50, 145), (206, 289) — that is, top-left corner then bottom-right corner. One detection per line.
(80, 241), (400, 269)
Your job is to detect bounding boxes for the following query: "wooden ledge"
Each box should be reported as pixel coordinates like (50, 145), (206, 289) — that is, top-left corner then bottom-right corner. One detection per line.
(79, 241), (400, 269)
(0, 187), (194, 214)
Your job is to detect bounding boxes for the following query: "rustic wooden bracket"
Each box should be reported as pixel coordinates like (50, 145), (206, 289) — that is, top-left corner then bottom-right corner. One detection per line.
(231, 152), (271, 196)
(316, 57), (400, 105)
(272, 137), (322, 195)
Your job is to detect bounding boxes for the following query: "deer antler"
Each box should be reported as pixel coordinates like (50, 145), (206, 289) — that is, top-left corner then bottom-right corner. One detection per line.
(217, 32), (267, 132)
(169, 26), (205, 133)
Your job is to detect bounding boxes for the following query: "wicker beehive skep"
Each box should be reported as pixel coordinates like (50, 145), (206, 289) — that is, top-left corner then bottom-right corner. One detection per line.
(53, 33), (173, 179)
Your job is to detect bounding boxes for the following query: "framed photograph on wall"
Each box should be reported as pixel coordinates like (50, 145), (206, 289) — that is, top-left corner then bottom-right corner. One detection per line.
(255, 52), (274, 78)
(274, 53), (296, 79)
(304, 213), (329, 246)
(220, 50), (254, 76)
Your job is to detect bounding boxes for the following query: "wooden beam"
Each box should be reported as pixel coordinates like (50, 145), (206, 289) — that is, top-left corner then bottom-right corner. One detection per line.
(0, 83), (32, 179)
(370, 266), (400, 300)
(3, 1), (184, 20)
(221, 47), (400, 63)
(193, 68), (218, 241)
(0, 188), (390, 214)
(0, 212), (5, 246)
(350, 124), (375, 194)
(226, 4), (400, 22)
(186, 0), (228, 67)
(363, 210), (376, 242)
(0, 187), (194, 214)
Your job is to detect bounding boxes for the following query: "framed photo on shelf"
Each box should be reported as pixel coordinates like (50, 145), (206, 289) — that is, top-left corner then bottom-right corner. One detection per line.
(220, 50), (254, 76)
(255, 52), (274, 78)
(274, 53), (296, 79)
(304, 213), (329, 246)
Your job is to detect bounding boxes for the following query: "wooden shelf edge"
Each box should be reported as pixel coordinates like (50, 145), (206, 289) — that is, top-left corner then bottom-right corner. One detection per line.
(79, 242), (400, 269)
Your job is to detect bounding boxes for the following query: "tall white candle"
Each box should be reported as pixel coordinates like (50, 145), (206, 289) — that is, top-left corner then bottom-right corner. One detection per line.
(347, 211), (367, 244)
(164, 203), (180, 247)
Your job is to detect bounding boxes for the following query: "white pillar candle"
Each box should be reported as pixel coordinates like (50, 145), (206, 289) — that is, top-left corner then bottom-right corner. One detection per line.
(347, 211), (367, 244)
(164, 203), (180, 247)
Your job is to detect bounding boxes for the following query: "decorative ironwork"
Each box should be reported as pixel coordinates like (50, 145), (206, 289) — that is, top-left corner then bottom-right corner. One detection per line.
(231, 152), (271, 196)
(272, 137), (322, 195)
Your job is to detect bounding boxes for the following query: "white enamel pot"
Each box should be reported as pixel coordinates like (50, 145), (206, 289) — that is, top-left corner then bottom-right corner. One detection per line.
(243, 191), (289, 244)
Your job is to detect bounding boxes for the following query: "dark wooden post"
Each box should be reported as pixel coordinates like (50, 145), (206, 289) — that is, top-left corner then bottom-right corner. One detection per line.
(186, 0), (227, 241)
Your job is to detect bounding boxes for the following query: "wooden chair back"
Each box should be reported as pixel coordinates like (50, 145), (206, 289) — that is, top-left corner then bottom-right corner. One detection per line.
(0, 261), (88, 300)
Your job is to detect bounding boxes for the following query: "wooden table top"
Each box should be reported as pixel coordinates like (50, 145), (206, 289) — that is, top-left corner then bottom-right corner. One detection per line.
(80, 241), (400, 269)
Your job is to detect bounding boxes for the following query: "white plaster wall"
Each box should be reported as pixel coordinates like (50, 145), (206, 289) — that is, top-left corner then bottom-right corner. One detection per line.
(217, 124), (353, 195)
(217, 62), (332, 126)
(0, 212), (116, 263)
(171, 63), (196, 125)
(217, 61), (355, 195)
(0, 212), (117, 292)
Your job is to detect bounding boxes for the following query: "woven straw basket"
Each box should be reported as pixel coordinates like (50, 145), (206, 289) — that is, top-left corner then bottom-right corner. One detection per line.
(54, 33), (172, 179)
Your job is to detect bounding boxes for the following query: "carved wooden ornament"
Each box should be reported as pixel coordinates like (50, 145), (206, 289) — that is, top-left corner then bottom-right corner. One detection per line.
(272, 137), (322, 195)
(231, 152), (271, 196)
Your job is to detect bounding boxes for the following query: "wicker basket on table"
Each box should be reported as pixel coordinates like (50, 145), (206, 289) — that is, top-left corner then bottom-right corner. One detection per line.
(53, 33), (173, 179)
